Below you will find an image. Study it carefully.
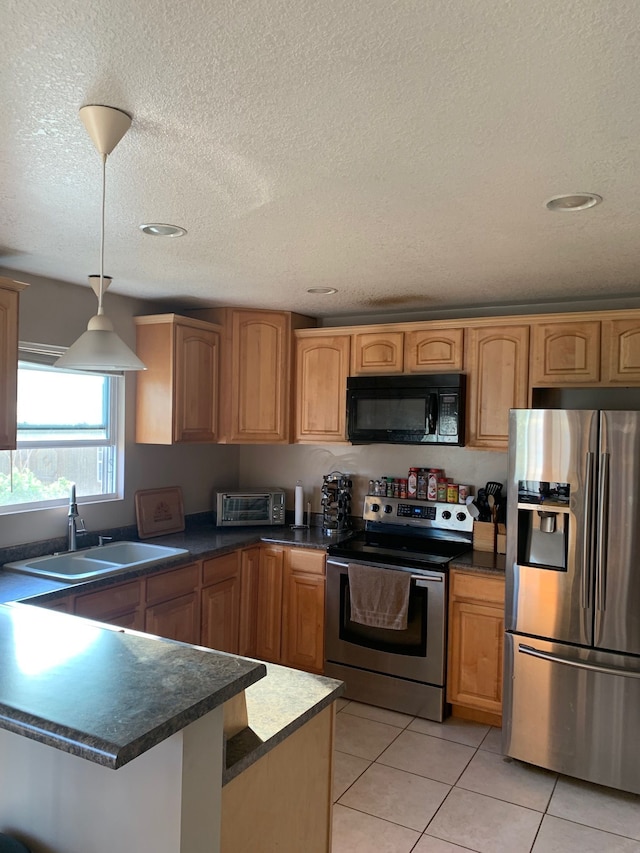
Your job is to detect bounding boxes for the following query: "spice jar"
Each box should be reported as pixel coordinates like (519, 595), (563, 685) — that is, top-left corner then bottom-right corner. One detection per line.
(417, 469), (427, 500)
(447, 483), (459, 503)
(437, 479), (448, 502)
(408, 468), (418, 498)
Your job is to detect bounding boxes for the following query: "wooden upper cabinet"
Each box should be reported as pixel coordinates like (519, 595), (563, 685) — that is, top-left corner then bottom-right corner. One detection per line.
(466, 325), (529, 450)
(530, 320), (601, 385)
(351, 331), (404, 374)
(404, 327), (464, 372)
(294, 334), (351, 443)
(0, 278), (26, 451)
(227, 310), (291, 443)
(134, 314), (221, 444)
(601, 319), (640, 384)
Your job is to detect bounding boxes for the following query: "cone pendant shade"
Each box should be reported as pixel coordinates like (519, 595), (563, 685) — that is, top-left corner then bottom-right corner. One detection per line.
(55, 106), (146, 372)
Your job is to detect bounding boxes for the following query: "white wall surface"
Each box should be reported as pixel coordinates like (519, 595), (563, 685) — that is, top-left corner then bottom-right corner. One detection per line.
(239, 443), (508, 516)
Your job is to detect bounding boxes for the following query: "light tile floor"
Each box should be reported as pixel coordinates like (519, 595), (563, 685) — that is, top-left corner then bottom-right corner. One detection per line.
(332, 698), (640, 853)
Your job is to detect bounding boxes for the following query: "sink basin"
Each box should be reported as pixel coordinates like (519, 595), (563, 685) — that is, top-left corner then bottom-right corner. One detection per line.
(3, 541), (190, 583)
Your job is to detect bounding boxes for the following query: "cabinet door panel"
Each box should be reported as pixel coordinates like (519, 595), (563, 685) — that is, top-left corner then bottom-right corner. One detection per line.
(239, 547), (261, 657)
(531, 321), (600, 385)
(229, 311), (289, 442)
(201, 578), (240, 654)
(351, 332), (404, 374)
(405, 328), (464, 372)
(294, 335), (350, 442)
(466, 325), (529, 450)
(146, 592), (200, 645)
(447, 600), (504, 714)
(74, 581), (141, 621)
(256, 547), (284, 662)
(174, 323), (219, 441)
(282, 572), (325, 674)
(602, 319), (640, 384)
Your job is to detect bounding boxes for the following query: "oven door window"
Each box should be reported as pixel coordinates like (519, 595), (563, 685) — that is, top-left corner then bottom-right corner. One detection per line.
(338, 574), (428, 656)
(223, 495), (269, 522)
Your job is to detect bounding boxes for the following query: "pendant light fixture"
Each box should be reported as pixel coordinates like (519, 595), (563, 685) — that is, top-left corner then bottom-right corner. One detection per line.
(55, 105), (146, 372)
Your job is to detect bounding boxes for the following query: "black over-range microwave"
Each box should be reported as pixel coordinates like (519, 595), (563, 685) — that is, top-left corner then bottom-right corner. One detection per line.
(346, 373), (465, 445)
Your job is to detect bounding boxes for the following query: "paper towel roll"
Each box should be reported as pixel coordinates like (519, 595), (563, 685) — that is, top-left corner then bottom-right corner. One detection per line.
(294, 482), (304, 526)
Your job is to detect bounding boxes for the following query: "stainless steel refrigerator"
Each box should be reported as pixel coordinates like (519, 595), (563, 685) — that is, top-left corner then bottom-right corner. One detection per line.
(503, 408), (640, 795)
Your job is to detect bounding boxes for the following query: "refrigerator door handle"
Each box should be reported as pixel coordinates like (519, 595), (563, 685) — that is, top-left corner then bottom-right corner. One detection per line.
(582, 451), (595, 610)
(518, 642), (640, 679)
(595, 452), (610, 612)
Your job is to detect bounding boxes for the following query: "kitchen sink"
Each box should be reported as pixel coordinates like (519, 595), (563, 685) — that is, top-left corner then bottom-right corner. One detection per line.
(3, 541), (190, 583)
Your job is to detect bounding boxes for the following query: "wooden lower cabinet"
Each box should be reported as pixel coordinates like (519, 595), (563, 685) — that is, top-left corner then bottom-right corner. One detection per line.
(221, 705), (334, 853)
(238, 547), (261, 657)
(201, 552), (241, 654)
(256, 546), (285, 662)
(145, 562), (200, 644)
(145, 592), (199, 644)
(447, 569), (505, 725)
(74, 580), (144, 631)
(281, 548), (326, 674)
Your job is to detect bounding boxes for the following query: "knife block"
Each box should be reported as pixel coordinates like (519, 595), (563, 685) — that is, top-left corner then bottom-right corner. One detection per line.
(473, 521), (496, 552)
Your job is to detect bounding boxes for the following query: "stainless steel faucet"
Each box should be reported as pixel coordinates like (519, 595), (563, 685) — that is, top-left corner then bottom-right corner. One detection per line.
(68, 484), (86, 551)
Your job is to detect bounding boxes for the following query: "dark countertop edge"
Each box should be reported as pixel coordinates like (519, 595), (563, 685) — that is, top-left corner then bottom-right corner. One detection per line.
(222, 674), (344, 785)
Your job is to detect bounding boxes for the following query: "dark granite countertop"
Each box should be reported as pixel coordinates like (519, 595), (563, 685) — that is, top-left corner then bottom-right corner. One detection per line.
(450, 550), (506, 575)
(0, 525), (349, 605)
(224, 663), (343, 785)
(0, 601), (265, 769)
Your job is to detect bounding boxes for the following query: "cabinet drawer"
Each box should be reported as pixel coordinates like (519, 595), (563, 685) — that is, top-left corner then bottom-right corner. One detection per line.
(286, 548), (325, 576)
(74, 581), (141, 619)
(450, 571), (505, 606)
(146, 562), (199, 605)
(203, 551), (240, 586)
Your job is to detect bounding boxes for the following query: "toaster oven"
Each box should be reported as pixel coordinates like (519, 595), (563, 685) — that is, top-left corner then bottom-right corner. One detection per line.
(216, 489), (286, 526)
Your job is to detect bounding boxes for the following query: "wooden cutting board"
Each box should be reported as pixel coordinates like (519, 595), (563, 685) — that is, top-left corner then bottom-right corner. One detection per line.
(134, 487), (185, 539)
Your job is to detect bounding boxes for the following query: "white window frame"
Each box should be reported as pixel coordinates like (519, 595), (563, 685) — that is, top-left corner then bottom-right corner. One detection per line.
(0, 342), (125, 514)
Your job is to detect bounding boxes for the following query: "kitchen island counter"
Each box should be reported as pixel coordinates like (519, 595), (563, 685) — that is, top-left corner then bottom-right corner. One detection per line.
(0, 601), (265, 768)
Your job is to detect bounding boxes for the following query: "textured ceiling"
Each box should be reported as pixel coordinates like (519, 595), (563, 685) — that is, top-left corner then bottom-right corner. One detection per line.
(3, 0), (640, 318)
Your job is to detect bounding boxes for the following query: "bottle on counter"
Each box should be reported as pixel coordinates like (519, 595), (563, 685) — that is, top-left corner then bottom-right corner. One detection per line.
(368, 479), (375, 495)
(447, 483), (459, 503)
(386, 477), (394, 497)
(427, 469), (440, 501)
(399, 478), (408, 499)
(417, 469), (427, 500)
(437, 478), (448, 502)
(408, 468), (418, 498)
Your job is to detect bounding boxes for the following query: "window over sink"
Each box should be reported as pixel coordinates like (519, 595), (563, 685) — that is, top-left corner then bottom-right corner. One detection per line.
(0, 344), (122, 511)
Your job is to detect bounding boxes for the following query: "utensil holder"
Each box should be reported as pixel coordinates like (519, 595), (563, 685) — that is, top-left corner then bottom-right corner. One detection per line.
(473, 521), (496, 552)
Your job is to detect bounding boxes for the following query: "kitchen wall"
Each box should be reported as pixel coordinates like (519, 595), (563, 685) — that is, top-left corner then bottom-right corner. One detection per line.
(0, 270), (240, 548)
(239, 443), (508, 518)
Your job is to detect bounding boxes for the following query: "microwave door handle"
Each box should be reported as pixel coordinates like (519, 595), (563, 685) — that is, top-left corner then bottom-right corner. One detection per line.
(427, 393), (438, 434)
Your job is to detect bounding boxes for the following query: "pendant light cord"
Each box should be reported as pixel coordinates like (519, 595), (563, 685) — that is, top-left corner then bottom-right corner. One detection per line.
(98, 152), (107, 315)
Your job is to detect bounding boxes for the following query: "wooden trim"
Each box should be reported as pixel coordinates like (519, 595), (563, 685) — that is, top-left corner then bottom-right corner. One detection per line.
(450, 704), (502, 727)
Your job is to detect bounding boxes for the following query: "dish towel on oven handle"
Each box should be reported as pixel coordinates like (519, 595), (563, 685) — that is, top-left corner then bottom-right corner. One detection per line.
(347, 563), (411, 630)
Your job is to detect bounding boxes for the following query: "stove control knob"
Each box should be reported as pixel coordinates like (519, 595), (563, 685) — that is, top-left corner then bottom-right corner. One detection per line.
(456, 511), (467, 522)
(370, 502), (380, 513)
(441, 510), (452, 520)
(383, 504), (393, 514)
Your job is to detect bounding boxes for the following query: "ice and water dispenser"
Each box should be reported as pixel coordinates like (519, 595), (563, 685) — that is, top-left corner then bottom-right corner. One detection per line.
(516, 481), (569, 570)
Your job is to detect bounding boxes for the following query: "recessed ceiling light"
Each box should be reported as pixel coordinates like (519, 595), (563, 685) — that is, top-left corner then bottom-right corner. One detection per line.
(307, 287), (338, 295)
(139, 223), (187, 237)
(545, 193), (602, 212)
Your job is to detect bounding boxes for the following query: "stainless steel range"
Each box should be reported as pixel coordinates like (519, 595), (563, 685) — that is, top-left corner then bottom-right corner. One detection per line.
(325, 496), (473, 721)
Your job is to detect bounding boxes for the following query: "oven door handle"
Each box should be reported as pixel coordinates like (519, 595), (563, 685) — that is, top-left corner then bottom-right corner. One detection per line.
(412, 575), (443, 584)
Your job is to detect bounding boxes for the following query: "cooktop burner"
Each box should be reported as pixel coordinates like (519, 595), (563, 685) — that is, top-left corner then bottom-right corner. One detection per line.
(327, 532), (471, 570)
